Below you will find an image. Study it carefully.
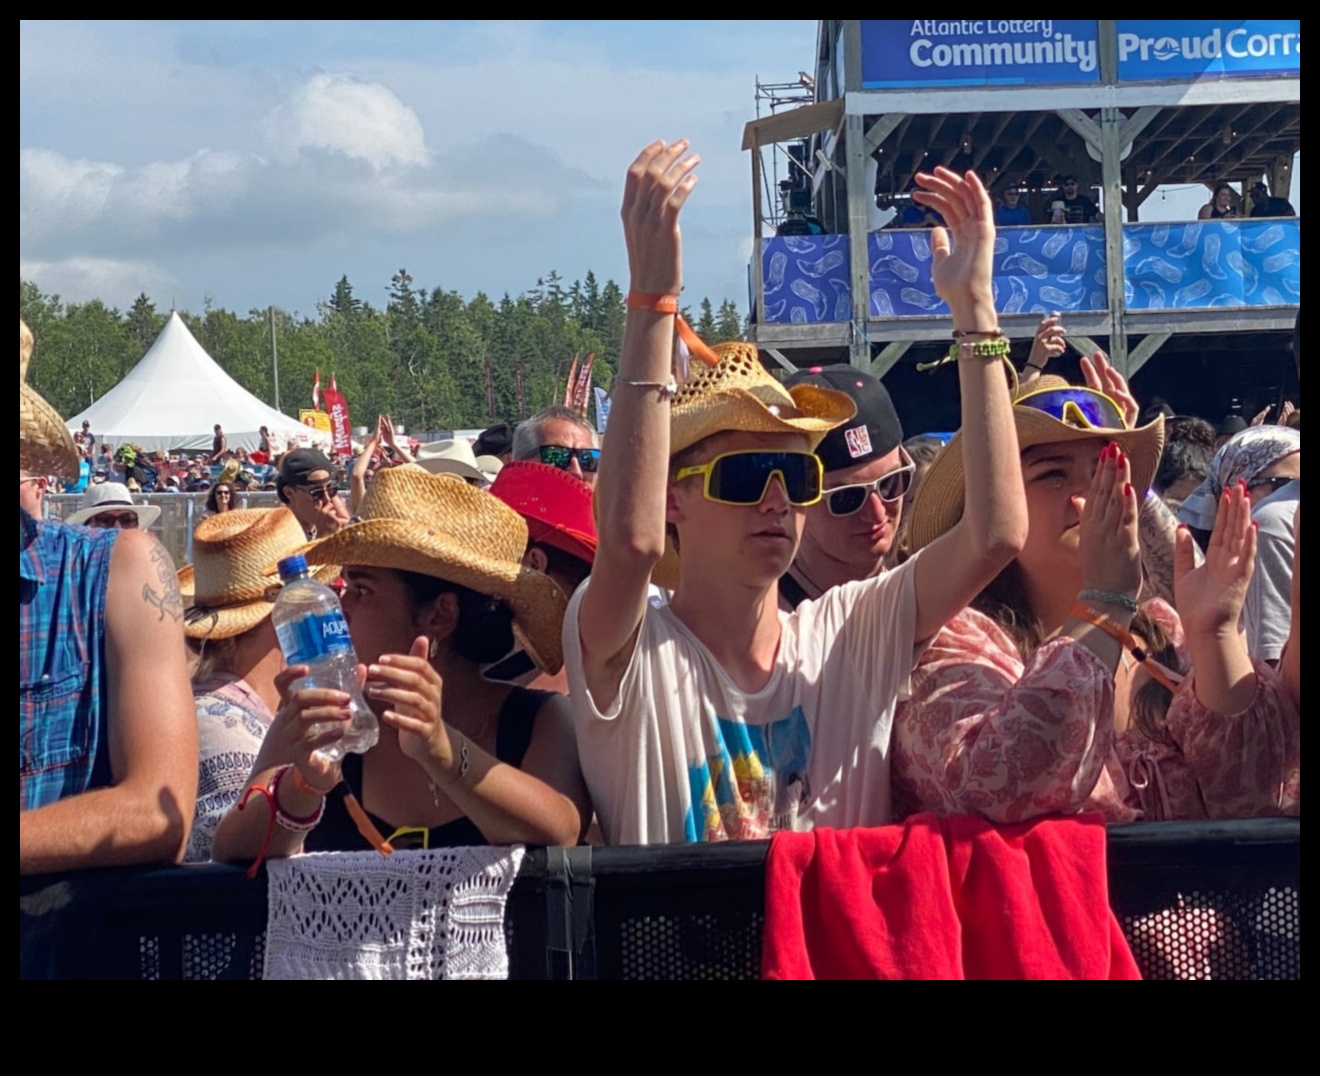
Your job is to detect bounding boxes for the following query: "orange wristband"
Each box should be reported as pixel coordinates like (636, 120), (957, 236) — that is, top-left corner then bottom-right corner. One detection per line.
(1070, 603), (1184, 694)
(626, 291), (679, 314)
(292, 766), (337, 797)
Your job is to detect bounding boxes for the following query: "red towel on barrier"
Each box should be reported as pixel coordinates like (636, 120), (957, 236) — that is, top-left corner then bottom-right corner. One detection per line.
(761, 813), (1140, 980)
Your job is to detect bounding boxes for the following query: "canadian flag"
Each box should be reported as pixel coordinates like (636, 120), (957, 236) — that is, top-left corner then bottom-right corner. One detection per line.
(311, 369), (322, 410)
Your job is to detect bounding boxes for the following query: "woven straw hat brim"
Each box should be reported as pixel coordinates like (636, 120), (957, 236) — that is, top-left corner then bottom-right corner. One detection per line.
(295, 517), (567, 674)
(20, 382), (79, 478)
(670, 384), (856, 457)
(179, 561), (339, 640)
(905, 411), (1166, 554)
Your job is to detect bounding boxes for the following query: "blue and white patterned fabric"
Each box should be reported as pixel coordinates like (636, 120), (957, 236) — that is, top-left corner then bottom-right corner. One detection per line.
(759, 225), (1108, 323)
(1123, 219), (1300, 311)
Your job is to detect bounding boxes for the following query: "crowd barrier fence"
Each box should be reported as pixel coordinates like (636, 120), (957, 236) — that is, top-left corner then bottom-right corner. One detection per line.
(19, 818), (1299, 980)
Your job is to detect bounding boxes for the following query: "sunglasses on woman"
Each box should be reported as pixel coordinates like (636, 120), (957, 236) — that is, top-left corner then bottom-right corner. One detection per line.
(539, 445), (602, 473)
(675, 450), (823, 507)
(1016, 387), (1129, 431)
(824, 450), (916, 517)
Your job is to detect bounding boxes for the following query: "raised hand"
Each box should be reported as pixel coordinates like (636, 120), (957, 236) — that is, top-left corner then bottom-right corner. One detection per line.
(1250, 405), (1272, 426)
(1027, 314), (1068, 370)
(1277, 400), (1296, 426)
(1077, 442), (1142, 600)
(1080, 350), (1140, 429)
(367, 636), (452, 773)
(1175, 480), (1257, 638)
(622, 140), (700, 296)
(912, 166), (995, 328)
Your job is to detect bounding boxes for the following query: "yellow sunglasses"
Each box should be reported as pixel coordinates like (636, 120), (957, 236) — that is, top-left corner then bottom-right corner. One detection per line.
(675, 450), (823, 507)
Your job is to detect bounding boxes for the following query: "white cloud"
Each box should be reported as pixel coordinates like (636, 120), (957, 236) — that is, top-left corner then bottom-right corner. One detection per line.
(263, 74), (428, 170)
(20, 255), (181, 309)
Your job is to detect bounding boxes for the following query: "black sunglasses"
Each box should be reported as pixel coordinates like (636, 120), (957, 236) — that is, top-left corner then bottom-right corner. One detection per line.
(299, 483), (339, 502)
(1248, 475), (1295, 497)
(539, 445), (601, 473)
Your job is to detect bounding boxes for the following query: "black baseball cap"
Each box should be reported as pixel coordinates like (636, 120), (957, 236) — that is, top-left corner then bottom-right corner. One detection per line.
(785, 365), (903, 472)
(475, 422), (513, 458)
(1216, 415), (1248, 437)
(277, 448), (335, 500)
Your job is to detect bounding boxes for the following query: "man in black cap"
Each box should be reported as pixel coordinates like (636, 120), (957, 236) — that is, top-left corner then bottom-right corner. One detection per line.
(277, 447), (349, 539)
(475, 422), (514, 464)
(779, 365), (909, 610)
(1248, 180), (1296, 219)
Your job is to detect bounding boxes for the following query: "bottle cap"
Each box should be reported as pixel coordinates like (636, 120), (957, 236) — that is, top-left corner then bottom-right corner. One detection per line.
(277, 553), (309, 579)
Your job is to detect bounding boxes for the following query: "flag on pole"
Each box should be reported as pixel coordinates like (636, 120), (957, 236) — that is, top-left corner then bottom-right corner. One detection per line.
(593, 386), (612, 433)
(311, 369), (322, 410)
(323, 375), (353, 461)
(572, 353), (595, 414)
(562, 354), (580, 408)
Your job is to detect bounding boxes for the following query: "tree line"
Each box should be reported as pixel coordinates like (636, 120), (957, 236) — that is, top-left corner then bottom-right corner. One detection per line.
(19, 271), (745, 434)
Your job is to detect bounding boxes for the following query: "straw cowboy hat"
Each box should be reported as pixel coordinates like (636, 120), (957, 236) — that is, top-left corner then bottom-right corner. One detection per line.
(905, 374), (1166, 554)
(179, 507), (337, 640)
(19, 319), (79, 478)
(670, 341), (856, 456)
(292, 466), (568, 673)
(66, 482), (163, 528)
(414, 439), (484, 483)
(648, 340), (856, 590)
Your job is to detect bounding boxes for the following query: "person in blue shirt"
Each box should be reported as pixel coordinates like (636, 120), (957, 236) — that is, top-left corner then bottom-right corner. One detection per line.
(994, 186), (1031, 227)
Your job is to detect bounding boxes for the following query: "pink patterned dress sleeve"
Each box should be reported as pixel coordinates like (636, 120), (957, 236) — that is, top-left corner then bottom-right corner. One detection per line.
(1116, 601), (1301, 820)
(892, 608), (1121, 823)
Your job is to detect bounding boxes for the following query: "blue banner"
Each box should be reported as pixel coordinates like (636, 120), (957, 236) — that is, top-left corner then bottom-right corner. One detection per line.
(759, 226), (1108, 324)
(1123, 219), (1300, 312)
(860, 20), (1100, 88)
(1115, 21), (1300, 82)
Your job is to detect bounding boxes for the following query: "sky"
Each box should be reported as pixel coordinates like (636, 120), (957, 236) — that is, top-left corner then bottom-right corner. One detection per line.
(20, 20), (1300, 320)
(19, 19), (815, 318)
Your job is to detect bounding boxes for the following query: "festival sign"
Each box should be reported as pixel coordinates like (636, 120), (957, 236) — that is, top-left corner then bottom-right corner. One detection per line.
(322, 376), (353, 461)
(299, 409), (332, 433)
(1115, 21), (1300, 82)
(860, 20), (1100, 88)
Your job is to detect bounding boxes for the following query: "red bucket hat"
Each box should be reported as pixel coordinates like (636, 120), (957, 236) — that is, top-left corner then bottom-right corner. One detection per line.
(489, 460), (597, 567)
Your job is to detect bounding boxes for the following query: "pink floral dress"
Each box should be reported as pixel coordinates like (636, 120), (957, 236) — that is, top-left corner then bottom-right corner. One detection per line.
(892, 600), (1300, 824)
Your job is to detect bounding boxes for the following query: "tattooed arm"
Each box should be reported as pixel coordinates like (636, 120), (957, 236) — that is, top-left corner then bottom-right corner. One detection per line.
(20, 531), (198, 873)
(1139, 492), (1200, 604)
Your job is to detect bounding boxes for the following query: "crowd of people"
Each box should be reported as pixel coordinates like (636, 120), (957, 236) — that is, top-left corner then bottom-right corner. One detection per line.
(19, 147), (1300, 902)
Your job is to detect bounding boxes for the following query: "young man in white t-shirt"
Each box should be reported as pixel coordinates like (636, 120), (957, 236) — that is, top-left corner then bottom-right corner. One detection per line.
(563, 141), (1027, 845)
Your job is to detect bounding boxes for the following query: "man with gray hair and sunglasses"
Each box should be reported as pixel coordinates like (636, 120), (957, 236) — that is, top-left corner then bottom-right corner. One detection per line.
(778, 366), (912, 611)
(512, 405), (600, 488)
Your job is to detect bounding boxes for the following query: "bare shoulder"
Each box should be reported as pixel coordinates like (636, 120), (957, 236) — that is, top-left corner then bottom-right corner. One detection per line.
(108, 529), (185, 626)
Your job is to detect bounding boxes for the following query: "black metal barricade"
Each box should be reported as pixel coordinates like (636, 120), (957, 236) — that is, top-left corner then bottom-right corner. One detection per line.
(19, 819), (1299, 980)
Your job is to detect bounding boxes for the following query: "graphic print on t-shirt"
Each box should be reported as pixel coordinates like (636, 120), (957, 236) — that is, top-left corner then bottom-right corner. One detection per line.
(684, 708), (812, 841)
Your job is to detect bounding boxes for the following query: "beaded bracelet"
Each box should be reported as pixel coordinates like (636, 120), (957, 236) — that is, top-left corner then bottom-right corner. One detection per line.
(272, 764), (326, 832)
(950, 337), (1012, 361)
(1077, 587), (1140, 614)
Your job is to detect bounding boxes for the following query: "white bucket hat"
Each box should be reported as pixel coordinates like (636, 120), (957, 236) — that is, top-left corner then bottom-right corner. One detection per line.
(65, 482), (162, 528)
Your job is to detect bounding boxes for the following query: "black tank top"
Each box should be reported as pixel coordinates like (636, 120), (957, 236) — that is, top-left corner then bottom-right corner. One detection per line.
(304, 687), (552, 852)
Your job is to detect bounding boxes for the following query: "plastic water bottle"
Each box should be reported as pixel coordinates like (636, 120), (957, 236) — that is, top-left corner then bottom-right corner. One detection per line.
(272, 554), (378, 761)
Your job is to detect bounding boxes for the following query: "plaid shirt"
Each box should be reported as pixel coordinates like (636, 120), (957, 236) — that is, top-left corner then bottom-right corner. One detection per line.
(19, 511), (118, 811)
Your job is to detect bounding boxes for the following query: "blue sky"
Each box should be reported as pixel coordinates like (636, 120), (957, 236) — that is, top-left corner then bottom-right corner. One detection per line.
(20, 19), (814, 317)
(20, 20), (1299, 319)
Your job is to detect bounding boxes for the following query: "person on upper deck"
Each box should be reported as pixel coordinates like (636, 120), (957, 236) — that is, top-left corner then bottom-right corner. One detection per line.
(994, 185), (1031, 227)
(1049, 175), (1101, 224)
(1248, 180), (1296, 219)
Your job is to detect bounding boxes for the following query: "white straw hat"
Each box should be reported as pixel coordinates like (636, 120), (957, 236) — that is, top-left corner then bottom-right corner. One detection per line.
(65, 482), (163, 528)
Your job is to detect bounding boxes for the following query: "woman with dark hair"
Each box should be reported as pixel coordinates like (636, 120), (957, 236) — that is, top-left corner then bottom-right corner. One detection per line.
(212, 467), (588, 862)
(204, 481), (235, 516)
(892, 375), (1299, 824)
(1198, 184), (1238, 220)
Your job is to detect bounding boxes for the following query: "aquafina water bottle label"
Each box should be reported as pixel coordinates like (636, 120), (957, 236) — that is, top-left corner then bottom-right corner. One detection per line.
(276, 610), (354, 667)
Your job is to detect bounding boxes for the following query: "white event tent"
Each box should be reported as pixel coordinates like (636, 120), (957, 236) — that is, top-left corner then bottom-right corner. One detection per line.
(67, 312), (325, 454)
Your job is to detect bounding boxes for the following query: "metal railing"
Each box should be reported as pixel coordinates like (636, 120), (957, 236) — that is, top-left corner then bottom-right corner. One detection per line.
(44, 492), (281, 566)
(19, 819), (1300, 980)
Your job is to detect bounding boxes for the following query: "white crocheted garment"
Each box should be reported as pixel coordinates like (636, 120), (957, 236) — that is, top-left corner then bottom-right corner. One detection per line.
(263, 846), (525, 980)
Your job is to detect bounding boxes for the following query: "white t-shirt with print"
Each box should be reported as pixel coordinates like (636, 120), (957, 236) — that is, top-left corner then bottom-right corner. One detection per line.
(562, 555), (922, 845)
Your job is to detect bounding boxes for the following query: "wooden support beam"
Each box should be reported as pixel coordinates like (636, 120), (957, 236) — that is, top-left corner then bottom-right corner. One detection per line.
(870, 340), (911, 379)
(1101, 108), (1129, 373)
(863, 113), (904, 157)
(1126, 332), (1170, 377)
(1120, 106), (1161, 148)
(975, 113), (1014, 176)
(845, 112), (872, 369)
(751, 147), (765, 322)
(762, 348), (798, 374)
(1068, 334), (1103, 361)
(1056, 108), (1101, 152)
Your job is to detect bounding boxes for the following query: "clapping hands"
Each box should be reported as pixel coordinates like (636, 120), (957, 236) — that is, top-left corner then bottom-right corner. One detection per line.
(1174, 481), (1257, 638)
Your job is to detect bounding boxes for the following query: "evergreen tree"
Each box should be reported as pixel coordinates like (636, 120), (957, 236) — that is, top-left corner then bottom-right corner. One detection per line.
(696, 297), (717, 341)
(715, 298), (743, 341)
